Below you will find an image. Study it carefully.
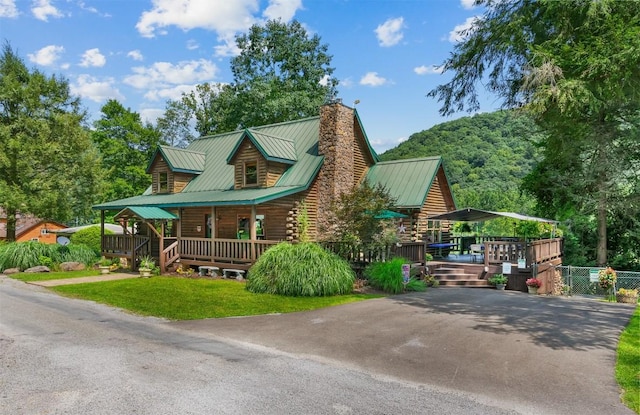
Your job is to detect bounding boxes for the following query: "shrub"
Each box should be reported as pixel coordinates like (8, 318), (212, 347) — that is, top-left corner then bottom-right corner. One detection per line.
(246, 242), (355, 296)
(0, 241), (98, 271)
(364, 257), (426, 294)
(70, 225), (113, 254)
(488, 274), (508, 285)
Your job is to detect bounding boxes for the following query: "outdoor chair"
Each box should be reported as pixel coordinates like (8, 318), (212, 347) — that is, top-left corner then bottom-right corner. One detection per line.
(469, 244), (484, 263)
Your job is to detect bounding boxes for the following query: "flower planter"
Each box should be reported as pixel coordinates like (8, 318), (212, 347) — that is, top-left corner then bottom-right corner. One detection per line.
(616, 294), (638, 304)
(139, 268), (152, 278)
(99, 266), (110, 275)
(495, 283), (506, 290)
(527, 286), (538, 295)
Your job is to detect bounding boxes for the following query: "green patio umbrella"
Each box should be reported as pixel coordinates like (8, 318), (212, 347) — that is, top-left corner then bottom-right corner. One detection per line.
(373, 209), (408, 219)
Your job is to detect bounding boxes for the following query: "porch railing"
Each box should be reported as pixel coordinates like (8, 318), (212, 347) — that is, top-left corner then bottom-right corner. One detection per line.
(483, 238), (563, 267)
(177, 237), (279, 264)
(102, 235), (149, 255)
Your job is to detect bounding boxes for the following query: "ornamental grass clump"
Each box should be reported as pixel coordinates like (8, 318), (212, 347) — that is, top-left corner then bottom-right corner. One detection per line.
(246, 242), (355, 296)
(364, 257), (426, 294)
(0, 241), (97, 271)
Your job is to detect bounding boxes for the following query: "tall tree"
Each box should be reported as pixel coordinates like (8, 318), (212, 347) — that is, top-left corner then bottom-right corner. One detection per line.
(92, 99), (163, 202)
(231, 19), (339, 128)
(428, 0), (640, 266)
(0, 44), (102, 240)
(158, 19), (339, 140)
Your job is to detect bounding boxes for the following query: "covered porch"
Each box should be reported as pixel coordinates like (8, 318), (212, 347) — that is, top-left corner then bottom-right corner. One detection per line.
(100, 205), (280, 272)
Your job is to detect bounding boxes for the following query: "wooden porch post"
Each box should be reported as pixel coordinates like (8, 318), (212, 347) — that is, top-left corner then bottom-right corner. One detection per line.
(210, 206), (216, 263)
(100, 210), (105, 255)
(250, 205), (257, 260)
(159, 221), (165, 272)
(130, 224), (135, 271)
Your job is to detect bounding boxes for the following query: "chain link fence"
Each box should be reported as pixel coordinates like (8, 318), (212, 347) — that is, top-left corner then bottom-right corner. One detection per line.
(556, 265), (640, 297)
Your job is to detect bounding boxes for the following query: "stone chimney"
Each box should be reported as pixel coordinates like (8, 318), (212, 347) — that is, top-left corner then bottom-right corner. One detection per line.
(316, 101), (355, 233)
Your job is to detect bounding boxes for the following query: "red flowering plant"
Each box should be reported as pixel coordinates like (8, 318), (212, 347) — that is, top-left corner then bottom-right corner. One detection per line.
(598, 267), (617, 290)
(525, 278), (542, 288)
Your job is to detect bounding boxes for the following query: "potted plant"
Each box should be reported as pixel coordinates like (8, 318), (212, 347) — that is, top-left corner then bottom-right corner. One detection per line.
(525, 277), (542, 294)
(98, 257), (112, 274)
(139, 255), (155, 277)
(616, 288), (638, 304)
(598, 267), (617, 301)
(488, 274), (507, 290)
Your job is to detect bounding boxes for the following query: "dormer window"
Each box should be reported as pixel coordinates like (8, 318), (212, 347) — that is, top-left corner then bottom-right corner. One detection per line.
(158, 171), (168, 193)
(244, 161), (257, 186)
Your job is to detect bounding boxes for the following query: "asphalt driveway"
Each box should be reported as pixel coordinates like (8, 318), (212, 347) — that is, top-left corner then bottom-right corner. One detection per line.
(173, 288), (637, 415)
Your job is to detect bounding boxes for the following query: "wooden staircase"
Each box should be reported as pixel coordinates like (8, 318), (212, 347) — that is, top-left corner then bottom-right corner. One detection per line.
(428, 262), (491, 287)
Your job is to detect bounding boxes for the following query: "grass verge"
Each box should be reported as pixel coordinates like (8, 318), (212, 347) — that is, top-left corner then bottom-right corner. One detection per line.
(616, 305), (640, 414)
(51, 277), (382, 320)
(8, 269), (103, 282)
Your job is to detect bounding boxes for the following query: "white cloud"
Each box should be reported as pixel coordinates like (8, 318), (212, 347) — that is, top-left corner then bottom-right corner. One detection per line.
(213, 33), (241, 57)
(127, 50), (144, 61)
(186, 39), (199, 50)
(70, 74), (124, 103)
(79, 48), (106, 67)
(27, 45), (64, 66)
(136, 0), (259, 38)
(0, 0), (19, 18)
(123, 59), (219, 90)
(143, 84), (198, 101)
(339, 77), (353, 88)
(262, 0), (302, 21)
(375, 17), (405, 47)
(414, 65), (444, 75)
(31, 0), (63, 21)
(360, 72), (388, 87)
(449, 16), (479, 43)
(140, 108), (164, 124)
(460, 0), (477, 10)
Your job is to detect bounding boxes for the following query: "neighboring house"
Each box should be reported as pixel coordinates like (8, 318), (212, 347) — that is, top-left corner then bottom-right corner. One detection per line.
(94, 102), (456, 271)
(0, 209), (66, 244)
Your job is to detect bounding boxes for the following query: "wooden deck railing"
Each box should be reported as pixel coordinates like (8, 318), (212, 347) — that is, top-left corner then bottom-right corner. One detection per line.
(483, 238), (563, 267)
(102, 235), (149, 255)
(177, 237), (279, 264)
(320, 241), (427, 265)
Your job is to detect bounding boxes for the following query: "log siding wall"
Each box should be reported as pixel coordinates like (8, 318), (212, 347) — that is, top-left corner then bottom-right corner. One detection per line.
(149, 157), (195, 194)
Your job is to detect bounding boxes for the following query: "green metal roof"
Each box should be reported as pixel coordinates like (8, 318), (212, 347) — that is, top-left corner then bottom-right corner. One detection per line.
(365, 157), (442, 209)
(114, 206), (178, 220)
(94, 116), (324, 210)
(94, 185), (314, 210)
(146, 146), (205, 174)
(227, 130), (297, 164)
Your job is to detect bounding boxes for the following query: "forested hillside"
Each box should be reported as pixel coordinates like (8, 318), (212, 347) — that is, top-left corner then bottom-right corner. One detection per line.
(379, 110), (544, 213)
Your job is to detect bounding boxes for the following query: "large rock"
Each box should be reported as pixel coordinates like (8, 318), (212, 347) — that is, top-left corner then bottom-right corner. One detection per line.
(2, 268), (20, 275)
(24, 265), (50, 273)
(60, 262), (86, 271)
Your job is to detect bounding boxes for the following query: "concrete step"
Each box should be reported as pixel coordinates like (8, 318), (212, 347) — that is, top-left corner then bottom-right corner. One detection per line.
(433, 273), (480, 280)
(437, 279), (492, 287)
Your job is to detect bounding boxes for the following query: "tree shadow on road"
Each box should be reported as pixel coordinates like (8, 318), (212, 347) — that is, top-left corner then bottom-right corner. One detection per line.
(392, 288), (636, 351)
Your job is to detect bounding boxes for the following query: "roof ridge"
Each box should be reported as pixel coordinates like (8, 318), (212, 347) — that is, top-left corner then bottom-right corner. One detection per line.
(252, 115), (319, 130)
(160, 145), (205, 155)
(247, 129), (295, 143)
(376, 156), (441, 164)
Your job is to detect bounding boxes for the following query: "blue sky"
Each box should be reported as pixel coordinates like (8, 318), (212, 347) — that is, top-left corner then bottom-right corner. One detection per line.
(0, 0), (495, 153)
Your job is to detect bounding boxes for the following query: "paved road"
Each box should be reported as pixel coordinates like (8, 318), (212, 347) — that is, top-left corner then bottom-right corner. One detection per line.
(1, 275), (636, 414)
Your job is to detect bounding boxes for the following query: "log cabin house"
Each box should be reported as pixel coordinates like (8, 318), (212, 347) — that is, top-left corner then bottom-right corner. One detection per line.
(94, 101), (457, 273)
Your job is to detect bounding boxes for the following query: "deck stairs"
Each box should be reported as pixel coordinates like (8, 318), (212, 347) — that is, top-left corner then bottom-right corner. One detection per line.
(428, 262), (491, 287)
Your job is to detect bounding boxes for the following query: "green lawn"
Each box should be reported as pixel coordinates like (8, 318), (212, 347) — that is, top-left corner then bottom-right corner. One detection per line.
(9, 269), (103, 282)
(616, 305), (640, 414)
(51, 276), (381, 320)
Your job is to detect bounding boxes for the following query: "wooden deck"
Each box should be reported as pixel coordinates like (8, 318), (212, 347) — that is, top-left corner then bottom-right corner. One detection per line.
(101, 235), (562, 290)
